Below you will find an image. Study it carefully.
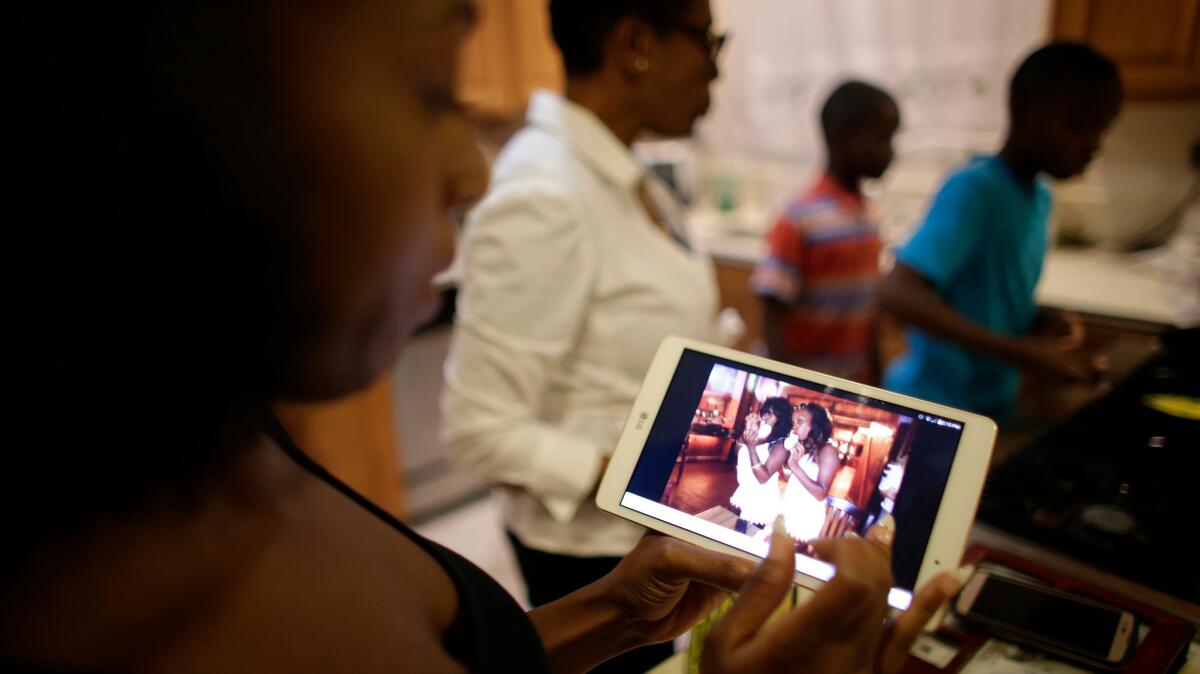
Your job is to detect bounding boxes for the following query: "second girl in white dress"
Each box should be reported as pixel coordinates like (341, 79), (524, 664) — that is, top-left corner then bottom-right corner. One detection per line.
(781, 402), (842, 542)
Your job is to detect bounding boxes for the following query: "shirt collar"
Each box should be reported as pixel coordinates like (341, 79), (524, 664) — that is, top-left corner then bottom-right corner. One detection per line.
(526, 89), (643, 190)
(809, 172), (866, 212)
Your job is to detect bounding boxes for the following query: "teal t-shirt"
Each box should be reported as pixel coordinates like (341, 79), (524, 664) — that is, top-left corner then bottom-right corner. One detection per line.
(884, 155), (1051, 419)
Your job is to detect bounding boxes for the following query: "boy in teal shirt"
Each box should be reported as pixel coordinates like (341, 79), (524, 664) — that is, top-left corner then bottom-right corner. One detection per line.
(881, 43), (1122, 419)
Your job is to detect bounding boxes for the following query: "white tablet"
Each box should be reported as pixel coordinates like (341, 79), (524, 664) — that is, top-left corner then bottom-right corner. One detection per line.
(596, 337), (995, 610)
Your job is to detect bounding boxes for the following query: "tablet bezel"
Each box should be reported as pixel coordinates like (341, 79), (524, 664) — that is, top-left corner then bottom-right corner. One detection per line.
(596, 336), (996, 609)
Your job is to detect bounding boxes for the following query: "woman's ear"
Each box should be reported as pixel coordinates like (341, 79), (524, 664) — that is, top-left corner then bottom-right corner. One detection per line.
(609, 15), (655, 78)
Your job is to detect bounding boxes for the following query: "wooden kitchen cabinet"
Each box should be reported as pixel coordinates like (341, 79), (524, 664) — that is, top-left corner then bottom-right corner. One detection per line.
(1053, 0), (1200, 99)
(713, 260), (762, 353)
(458, 0), (563, 118)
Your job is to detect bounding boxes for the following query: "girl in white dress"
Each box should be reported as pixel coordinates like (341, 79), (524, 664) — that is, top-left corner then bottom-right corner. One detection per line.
(781, 402), (842, 543)
(729, 397), (795, 533)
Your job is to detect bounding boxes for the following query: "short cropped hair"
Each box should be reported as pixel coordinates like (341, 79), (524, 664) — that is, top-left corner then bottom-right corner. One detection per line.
(549, 0), (692, 76)
(1009, 42), (1121, 114)
(820, 80), (896, 141)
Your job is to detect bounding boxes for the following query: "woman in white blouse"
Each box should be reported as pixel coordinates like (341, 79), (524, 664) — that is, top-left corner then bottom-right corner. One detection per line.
(441, 1), (731, 671)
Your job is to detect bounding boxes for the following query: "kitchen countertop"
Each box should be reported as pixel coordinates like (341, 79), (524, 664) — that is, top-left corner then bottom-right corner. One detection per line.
(1036, 247), (1196, 328)
(648, 621), (1200, 674)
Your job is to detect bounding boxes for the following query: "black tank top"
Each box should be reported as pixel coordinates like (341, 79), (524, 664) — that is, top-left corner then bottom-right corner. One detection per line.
(3, 420), (554, 673)
(263, 415), (554, 674)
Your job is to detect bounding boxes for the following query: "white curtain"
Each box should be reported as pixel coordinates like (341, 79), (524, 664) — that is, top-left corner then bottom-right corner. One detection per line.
(701, 0), (1050, 163)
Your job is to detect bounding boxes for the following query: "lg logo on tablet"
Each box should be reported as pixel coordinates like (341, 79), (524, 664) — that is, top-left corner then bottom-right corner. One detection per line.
(635, 412), (649, 430)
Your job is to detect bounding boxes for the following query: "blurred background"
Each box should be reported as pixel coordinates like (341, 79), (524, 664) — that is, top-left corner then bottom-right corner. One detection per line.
(278, 1), (1199, 606)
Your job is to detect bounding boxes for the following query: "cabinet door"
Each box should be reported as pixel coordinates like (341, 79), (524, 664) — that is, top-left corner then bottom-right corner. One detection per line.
(458, 0), (520, 115)
(713, 261), (762, 352)
(458, 0), (563, 118)
(509, 0), (563, 103)
(1054, 0), (1200, 99)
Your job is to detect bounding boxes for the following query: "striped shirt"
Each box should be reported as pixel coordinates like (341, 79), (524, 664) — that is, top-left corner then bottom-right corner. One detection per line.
(751, 174), (881, 381)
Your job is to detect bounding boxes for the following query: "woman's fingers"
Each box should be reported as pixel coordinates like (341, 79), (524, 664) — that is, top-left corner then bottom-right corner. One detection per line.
(704, 517), (794, 653)
(784, 537), (892, 635)
(639, 533), (758, 594)
(876, 571), (964, 673)
(744, 537), (894, 673)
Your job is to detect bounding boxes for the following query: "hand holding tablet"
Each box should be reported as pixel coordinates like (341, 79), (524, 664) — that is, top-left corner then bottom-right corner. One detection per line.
(568, 515), (962, 674)
(698, 520), (965, 674)
(596, 337), (996, 611)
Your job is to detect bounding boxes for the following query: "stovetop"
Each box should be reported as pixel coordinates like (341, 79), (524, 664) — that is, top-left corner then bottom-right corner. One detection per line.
(977, 329), (1200, 604)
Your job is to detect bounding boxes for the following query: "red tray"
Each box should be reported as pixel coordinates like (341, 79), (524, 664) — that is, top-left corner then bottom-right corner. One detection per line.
(901, 543), (1196, 673)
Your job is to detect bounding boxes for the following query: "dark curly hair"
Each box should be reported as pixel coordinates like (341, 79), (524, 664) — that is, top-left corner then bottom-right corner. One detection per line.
(758, 397), (795, 445)
(797, 402), (833, 455)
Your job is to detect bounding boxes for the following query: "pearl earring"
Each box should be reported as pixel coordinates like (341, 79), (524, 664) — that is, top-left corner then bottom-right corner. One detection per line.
(634, 57), (650, 72)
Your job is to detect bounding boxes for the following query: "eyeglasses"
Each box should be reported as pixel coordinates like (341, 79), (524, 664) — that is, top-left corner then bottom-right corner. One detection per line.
(663, 21), (729, 61)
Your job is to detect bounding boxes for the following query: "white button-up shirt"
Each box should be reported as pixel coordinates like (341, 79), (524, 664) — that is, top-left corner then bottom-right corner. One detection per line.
(441, 90), (728, 557)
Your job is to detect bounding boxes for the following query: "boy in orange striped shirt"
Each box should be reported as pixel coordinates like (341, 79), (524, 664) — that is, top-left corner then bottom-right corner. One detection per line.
(752, 81), (899, 383)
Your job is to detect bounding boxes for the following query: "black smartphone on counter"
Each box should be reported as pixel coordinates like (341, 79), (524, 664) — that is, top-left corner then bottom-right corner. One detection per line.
(954, 570), (1137, 670)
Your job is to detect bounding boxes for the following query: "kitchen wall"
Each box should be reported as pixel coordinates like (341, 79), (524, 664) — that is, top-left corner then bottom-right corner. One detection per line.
(686, 0), (1047, 242)
(1060, 101), (1200, 248)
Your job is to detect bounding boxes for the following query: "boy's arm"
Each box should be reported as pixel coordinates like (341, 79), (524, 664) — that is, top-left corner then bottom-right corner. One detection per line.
(866, 312), (883, 386)
(884, 169), (1096, 384)
(761, 297), (801, 363)
(753, 211), (807, 364)
(880, 262), (1094, 382)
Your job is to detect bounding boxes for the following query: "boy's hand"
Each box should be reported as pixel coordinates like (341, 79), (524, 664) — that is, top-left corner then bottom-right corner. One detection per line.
(1017, 339), (1102, 384)
(1055, 311), (1087, 350)
(1032, 309), (1087, 348)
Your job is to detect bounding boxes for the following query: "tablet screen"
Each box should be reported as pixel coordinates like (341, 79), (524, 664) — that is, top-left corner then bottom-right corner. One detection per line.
(619, 349), (966, 602)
